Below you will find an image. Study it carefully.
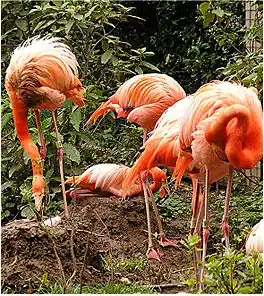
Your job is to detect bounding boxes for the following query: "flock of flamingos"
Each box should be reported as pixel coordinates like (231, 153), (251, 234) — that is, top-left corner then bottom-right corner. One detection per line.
(4, 36), (263, 289)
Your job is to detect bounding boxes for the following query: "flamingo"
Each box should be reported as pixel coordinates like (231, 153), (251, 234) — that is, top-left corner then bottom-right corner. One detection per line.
(65, 163), (168, 198)
(172, 81), (262, 287)
(85, 73), (186, 143)
(245, 219), (264, 254)
(5, 36), (85, 218)
(65, 163), (170, 260)
(122, 96), (203, 261)
(124, 81), (262, 285)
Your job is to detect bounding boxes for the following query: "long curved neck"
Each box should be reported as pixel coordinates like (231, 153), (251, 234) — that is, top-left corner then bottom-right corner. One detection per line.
(147, 172), (162, 193)
(205, 104), (262, 169)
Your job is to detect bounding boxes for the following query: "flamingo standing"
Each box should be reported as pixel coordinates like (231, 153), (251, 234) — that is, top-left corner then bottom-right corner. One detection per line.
(122, 95), (203, 261)
(173, 81), (262, 287)
(86, 73), (186, 143)
(245, 219), (263, 254)
(5, 37), (85, 218)
(124, 81), (262, 285)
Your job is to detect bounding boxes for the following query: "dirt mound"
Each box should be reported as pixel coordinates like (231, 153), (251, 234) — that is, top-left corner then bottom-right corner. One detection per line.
(1, 195), (191, 293)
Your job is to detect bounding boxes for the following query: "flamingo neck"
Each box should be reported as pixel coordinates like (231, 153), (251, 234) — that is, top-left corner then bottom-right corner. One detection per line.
(206, 104), (261, 169)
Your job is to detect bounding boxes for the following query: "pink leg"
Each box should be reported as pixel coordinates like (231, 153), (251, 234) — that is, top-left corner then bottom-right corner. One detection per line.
(190, 179), (201, 288)
(199, 167), (210, 290)
(146, 179), (177, 247)
(51, 111), (69, 219)
(141, 172), (162, 261)
(34, 110), (47, 162)
(221, 166), (234, 251)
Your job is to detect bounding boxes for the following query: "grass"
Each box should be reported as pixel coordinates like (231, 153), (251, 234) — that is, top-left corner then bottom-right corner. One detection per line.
(2, 282), (153, 294)
(105, 257), (147, 273)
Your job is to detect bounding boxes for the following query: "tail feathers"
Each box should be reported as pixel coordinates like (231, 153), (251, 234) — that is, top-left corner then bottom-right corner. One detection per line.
(65, 176), (81, 185)
(85, 97), (119, 126)
(172, 152), (193, 186)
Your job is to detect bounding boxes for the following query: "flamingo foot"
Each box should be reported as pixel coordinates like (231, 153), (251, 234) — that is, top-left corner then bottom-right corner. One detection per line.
(159, 234), (178, 247)
(146, 248), (164, 261)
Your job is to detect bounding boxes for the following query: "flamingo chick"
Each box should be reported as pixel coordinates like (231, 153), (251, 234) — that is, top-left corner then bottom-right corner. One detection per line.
(5, 36), (85, 218)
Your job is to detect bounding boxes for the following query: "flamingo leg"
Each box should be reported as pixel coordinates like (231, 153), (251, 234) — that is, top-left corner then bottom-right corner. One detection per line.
(141, 172), (161, 261)
(51, 111), (69, 219)
(190, 178), (202, 288)
(34, 110), (46, 162)
(221, 166), (234, 251)
(199, 167), (210, 290)
(146, 179), (177, 247)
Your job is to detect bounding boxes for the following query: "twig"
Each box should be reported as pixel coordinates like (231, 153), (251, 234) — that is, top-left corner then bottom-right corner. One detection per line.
(237, 170), (260, 186)
(79, 226), (92, 294)
(66, 228), (77, 289)
(171, 266), (194, 274)
(67, 228), (105, 237)
(145, 283), (187, 290)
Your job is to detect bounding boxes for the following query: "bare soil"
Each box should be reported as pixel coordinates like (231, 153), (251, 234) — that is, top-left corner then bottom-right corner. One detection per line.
(1, 195), (191, 294)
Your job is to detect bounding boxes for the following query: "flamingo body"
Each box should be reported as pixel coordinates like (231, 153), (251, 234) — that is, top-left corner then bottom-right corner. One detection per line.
(65, 163), (167, 197)
(86, 73), (186, 131)
(5, 37), (85, 211)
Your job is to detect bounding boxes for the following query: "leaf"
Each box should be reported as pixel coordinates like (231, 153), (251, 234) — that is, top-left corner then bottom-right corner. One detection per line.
(74, 14), (83, 21)
(135, 66), (143, 74)
(218, 38), (225, 46)
(9, 164), (22, 178)
(203, 12), (215, 28)
(111, 55), (118, 66)
(21, 206), (34, 218)
(242, 72), (257, 83)
(101, 49), (113, 64)
(63, 143), (80, 164)
(1, 181), (14, 191)
(102, 40), (109, 51)
(140, 61), (160, 72)
(15, 19), (28, 31)
(212, 9), (224, 18)
(199, 2), (210, 16)
(69, 109), (82, 131)
(65, 19), (75, 35)
(84, 5), (99, 18)
(1, 113), (12, 130)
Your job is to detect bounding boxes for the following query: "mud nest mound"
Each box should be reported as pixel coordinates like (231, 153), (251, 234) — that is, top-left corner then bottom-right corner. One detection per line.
(1, 195), (191, 293)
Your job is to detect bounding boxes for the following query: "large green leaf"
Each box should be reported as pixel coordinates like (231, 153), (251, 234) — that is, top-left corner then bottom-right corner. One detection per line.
(140, 61), (160, 72)
(101, 49), (113, 64)
(199, 2), (210, 16)
(63, 143), (80, 164)
(65, 19), (75, 35)
(69, 109), (82, 131)
(15, 19), (28, 31)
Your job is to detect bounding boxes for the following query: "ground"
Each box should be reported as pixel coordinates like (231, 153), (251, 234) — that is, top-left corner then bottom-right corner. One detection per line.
(1, 192), (193, 294)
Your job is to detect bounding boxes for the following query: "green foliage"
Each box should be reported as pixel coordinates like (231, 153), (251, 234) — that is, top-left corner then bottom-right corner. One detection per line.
(105, 257), (146, 273)
(2, 278), (153, 294)
(198, 0), (263, 93)
(203, 251), (263, 294)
